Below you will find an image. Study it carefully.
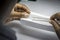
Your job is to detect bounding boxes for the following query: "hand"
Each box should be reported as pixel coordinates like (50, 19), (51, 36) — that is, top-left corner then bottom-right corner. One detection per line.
(11, 3), (30, 18)
(4, 3), (30, 23)
(50, 12), (60, 39)
(50, 12), (60, 30)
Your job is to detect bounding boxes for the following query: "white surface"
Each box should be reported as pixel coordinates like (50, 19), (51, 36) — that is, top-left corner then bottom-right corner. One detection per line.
(5, 20), (59, 40)
(16, 33), (41, 40)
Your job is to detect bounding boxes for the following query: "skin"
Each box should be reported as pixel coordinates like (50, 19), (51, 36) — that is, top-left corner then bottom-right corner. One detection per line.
(4, 3), (30, 24)
(50, 12), (60, 39)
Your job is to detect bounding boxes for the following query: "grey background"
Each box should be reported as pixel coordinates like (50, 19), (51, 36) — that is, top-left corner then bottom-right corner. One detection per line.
(20, 0), (60, 17)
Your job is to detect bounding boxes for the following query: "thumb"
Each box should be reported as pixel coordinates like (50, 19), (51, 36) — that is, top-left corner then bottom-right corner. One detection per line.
(50, 20), (60, 31)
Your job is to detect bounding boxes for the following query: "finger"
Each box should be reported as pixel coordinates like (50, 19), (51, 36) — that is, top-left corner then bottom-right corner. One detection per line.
(14, 3), (30, 14)
(4, 16), (21, 24)
(50, 20), (60, 31)
(10, 11), (29, 18)
(50, 12), (60, 20)
(50, 14), (56, 20)
(10, 11), (23, 17)
(55, 19), (60, 26)
(20, 12), (30, 18)
(11, 17), (20, 20)
(3, 17), (13, 24)
(55, 13), (60, 20)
